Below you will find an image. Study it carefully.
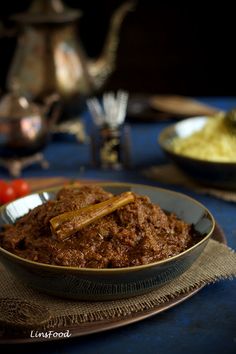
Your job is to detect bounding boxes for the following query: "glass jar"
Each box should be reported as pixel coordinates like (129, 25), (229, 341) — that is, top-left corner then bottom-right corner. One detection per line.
(91, 124), (131, 170)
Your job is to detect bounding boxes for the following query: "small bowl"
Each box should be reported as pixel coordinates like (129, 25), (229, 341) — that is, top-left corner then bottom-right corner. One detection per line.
(159, 116), (236, 190)
(0, 183), (215, 301)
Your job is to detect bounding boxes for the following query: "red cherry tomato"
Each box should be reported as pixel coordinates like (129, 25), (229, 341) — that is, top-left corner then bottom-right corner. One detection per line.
(0, 185), (16, 204)
(0, 180), (8, 191)
(0, 180), (9, 204)
(11, 179), (30, 198)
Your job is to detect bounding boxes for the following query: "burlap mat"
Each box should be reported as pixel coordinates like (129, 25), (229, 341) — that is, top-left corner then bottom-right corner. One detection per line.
(143, 164), (236, 202)
(0, 239), (236, 330)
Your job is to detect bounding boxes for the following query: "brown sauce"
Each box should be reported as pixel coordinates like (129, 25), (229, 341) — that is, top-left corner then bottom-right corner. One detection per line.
(0, 185), (201, 268)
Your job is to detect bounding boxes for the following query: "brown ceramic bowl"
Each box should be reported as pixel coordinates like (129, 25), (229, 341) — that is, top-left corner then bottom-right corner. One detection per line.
(159, 116), (236, 190)
(0, 183), (215, 301)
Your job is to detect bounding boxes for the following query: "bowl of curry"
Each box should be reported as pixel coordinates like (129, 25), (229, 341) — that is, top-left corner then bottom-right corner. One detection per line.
(0, 183), (215, 300)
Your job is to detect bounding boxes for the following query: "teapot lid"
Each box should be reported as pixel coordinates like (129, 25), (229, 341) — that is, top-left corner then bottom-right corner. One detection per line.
(11, 0), (81, 24)
(0, 93), (41, 119)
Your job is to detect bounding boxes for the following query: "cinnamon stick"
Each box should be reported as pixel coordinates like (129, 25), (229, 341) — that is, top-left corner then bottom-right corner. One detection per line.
(50, 192), (135, 240)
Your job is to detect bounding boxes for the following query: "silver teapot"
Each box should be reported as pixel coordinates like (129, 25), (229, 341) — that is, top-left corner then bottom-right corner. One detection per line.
(0, 93), (60, 158)
(5, 0), (133, 101)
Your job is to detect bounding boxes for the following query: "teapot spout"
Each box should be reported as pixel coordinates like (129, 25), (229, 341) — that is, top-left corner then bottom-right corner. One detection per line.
(88, 2), (134, 90)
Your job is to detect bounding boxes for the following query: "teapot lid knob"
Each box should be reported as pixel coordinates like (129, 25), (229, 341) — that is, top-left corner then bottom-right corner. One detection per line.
(0, 93), (41, 119)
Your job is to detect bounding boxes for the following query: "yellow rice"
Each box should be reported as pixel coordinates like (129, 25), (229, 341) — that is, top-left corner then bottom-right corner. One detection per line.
(171, 115), (236, 162)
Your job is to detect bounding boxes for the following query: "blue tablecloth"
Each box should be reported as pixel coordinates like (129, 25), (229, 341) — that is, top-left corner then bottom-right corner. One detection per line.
(2, 98), (236, 354)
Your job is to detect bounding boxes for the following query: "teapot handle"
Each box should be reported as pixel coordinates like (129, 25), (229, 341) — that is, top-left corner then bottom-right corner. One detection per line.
(44, 93), (62, 127)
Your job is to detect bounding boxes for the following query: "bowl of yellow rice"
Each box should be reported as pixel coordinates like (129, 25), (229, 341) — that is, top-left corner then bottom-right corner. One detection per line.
(158, 114), (236, 189)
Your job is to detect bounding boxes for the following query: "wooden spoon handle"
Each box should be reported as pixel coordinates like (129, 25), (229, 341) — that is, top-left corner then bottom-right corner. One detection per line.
(50, 191), (135, 241)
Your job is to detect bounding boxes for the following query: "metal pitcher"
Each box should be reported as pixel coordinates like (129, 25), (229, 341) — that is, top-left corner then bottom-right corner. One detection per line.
(0, 93), (60, 157)
(6, 0), (133, 101)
